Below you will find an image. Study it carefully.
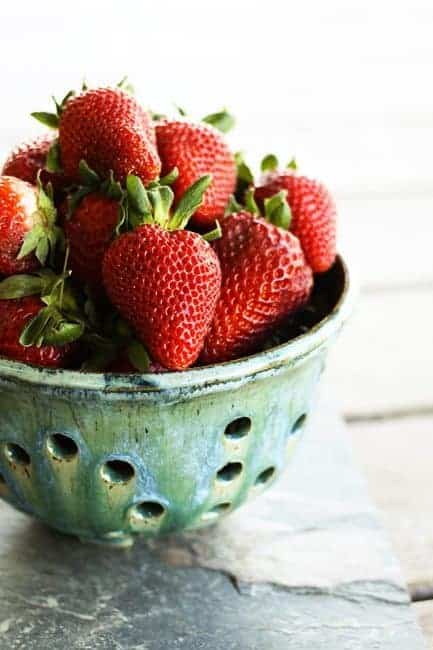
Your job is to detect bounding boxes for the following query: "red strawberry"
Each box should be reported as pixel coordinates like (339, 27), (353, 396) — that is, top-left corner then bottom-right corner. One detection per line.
(0, 296), (79, 368)
(103, 225), (221, 370)
(0, 176), (61, 276)
(155, 120), (236, 230)
(65, 193), (120, 288)
(255, 164), (336, 273)
(102, 177), (221, 370)
(200, 210), (313, 364)
(58, 87), (161, 185)
(2, 134), (69, 195)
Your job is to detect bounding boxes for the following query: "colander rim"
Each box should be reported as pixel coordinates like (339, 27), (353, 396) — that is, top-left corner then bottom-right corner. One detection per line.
(0, 254), (354, 392)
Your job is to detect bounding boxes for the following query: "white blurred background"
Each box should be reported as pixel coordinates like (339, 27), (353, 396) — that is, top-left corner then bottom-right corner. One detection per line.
(1, 0), (432, 195)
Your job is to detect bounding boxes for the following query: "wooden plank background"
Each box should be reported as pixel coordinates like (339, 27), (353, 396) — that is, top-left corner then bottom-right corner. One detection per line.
(0, 0), (432, 643)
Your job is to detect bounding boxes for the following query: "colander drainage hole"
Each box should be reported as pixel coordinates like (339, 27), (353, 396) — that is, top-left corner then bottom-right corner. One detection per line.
(47, 434), (79, 460)
(101, 460), (135, 484)
(132, 502), (165, 519)
(4, 444), (30, 467)
(224, 417), (251, 439)
(291, 413), (307, 433)
(255, 466), (276, 486)
(217, 462), (243, 482)
(208, 503), (231, 516)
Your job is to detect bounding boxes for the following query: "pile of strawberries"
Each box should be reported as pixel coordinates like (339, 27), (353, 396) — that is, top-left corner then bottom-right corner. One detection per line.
(0, 80), (336, 372)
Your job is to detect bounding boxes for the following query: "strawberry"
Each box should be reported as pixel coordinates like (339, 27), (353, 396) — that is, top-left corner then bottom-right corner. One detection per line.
(0, 296), (80, 368)
(56, 87), (160, 185)
(65, 193), (120, 288)
(1, 134), (69, 195)
(0, 176), (62, 276)
(200, 202), (313, 364)
(254, 158), (336, 273)
(63, 158), (173, 290)
(155, 120), (236, 230)
(102, 176), (222, 370)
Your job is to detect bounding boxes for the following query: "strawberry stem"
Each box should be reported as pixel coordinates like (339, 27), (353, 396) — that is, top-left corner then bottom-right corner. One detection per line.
(202, 221), (222, 242)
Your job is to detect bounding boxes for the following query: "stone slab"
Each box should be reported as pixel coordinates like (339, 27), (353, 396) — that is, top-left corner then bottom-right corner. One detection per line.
(0, 397), (426, 649)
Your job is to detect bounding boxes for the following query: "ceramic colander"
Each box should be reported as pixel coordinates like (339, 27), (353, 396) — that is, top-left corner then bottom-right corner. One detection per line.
(0, 256), (352, 547)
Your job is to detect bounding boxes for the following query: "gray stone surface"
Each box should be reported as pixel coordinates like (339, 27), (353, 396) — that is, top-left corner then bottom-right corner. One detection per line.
(0, 396), (426, 649)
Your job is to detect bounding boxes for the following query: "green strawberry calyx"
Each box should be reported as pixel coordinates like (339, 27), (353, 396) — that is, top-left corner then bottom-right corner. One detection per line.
(31, 89), (75, 129)
(202, 109), (235, 134)
(67, 161), (181, 230)
(240, 188), (292, 230)
(260, 153), (298, 173)
(124, 172), (215, 234)
(32, 77), (135, 130)
(17, 175), (64, 267)
(263, 190), (292, 230)
(234, 151), (254, 203)
(81, 314), (150, 373)
(261, 154), (279, 173)
(66, 161), (124, 217)
(66, 161), (218, 241)
(0, 253), (86, 348)
(45, 139), (62, 173)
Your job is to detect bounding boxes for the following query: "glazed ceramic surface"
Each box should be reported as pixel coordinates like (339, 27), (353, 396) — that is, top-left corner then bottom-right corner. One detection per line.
(0, 257), (353, 547)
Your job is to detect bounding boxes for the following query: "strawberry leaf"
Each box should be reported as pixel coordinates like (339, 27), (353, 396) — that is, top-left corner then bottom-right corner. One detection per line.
(264, 190), (292, 230)
(43, 320), (84, 346)
(80, 331), (120, 371)
(19, 306), (53, 347)
(244, 188), (260, 215)
(202, 221), (222, 242)
(31, 112), (59, 129)
(17, 180), (60, 266)
(117, 76), (135, 95)
(17, 225), (45, 260)
(127, 340), (150, 372)
(225, 195), (242, 215)
(101, 171), (123, 201)
(46, 140), (62, 173)
(37, 178), (57, 227)
(234, 152), (254, 184)
(202, 109), (235, 134)
(60, 90), (76, 108)
(159, 167), (179, 186)
(126, 175), (152, 217)
(0, 274), (44, 299)
(261, 154), (279, 173)
(35, 237), (49, 266)
(287, 157), (298, 170)
(169, 175), (212, 230)
(79, 160), (101, 187)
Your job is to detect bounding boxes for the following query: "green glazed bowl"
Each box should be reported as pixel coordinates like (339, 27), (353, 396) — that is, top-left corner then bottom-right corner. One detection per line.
(0, 256), (352, 547)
